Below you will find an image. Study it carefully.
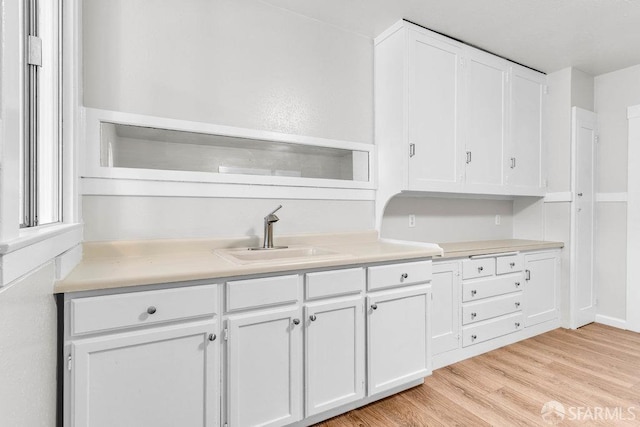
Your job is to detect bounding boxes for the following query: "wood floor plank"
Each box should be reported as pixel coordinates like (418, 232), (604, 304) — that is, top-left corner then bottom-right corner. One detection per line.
(316, 324), (640, 427)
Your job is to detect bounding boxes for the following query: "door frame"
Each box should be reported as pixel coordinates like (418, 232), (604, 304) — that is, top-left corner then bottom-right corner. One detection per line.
(627, 105), (640, 332)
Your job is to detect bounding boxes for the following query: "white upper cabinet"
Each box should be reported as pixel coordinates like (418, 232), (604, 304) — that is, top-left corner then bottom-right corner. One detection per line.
(375, 20), (546, 224)
(507, 64), (545, 190)
(408, 31), (464, 190)
(464, 48), (509, 188)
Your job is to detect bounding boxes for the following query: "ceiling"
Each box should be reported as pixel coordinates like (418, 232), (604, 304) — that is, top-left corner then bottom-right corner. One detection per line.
(259, 0), (640, 76)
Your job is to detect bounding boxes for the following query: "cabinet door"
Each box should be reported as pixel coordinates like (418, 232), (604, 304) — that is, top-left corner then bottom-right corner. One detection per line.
(367, 286), (430, 396)
(227, 307), (302, 427)
(431, 262), (460, 355)
(408, 30), (464, 190)
(304, 297), (365, 417)
(72, 321), (219, 427)
(465, 48), (508, 187)
(507, 65), (545, 189)
(524, 252), (560, 327)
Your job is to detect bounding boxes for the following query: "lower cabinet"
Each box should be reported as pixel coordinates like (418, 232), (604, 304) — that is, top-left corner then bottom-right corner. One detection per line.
(226, 306), (303, 427)
(71, 321), (220, 427)
(304, 297), (365, 416)
(367, 286), (430, 395)
(524, 251), (561, 327)
(431, 261), (460, 355)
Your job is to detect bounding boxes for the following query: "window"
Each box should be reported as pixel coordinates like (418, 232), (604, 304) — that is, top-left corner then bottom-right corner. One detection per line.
(20, 0), (62, 228)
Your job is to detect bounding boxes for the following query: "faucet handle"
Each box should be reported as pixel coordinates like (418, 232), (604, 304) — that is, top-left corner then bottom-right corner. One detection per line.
(266, 205), (283, 218)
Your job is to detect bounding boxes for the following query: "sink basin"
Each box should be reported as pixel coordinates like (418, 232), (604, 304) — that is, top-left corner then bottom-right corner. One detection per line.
(216, 246), (348, 265)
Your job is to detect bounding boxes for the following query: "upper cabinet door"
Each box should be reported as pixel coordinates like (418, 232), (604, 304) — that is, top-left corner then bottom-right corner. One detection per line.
(408, 31), (464, 190)
(464, 48), (508, 187)
(508, 65), (545, 189)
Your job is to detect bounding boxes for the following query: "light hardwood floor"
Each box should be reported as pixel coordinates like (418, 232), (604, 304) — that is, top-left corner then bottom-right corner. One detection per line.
(316, 324), (640, 426)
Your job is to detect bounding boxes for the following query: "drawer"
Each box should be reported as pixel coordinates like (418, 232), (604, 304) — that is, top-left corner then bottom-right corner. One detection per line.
(306, 268), (365, 300)
(226, 274), (299, 312)
(462, 292), (523, 325)
(496, 255), (523, 275)
(462, 312), (524, 347)
(368, 260), (432, 291)
(462, 273), (523, 302)
(462, 258), (495, 279)
(71, 285), (218, 336)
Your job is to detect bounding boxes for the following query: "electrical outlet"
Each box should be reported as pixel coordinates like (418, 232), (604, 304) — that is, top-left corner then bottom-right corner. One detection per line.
(409, 214), (416, 228)
(495, 215), (501, 225)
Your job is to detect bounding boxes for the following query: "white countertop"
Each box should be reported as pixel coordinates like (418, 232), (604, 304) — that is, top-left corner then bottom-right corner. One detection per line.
(54, 231), (443, 293)
(436, 239), (564, 259)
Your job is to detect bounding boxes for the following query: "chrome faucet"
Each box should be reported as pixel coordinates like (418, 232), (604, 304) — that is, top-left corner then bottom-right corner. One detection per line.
(260, 205), (287, 249)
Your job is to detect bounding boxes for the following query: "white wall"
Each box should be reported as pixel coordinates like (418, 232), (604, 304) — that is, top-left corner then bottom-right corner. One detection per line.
(81, 0), (375, 241)
(381, 196), (514, 243)
(0, 263), (58, 427)
(593, 64), (640, 322)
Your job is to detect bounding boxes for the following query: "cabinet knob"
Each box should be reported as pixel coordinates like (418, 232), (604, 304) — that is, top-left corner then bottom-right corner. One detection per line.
(471, 290), (477, 297)
(292, 318), (300, 325)
(577, 192), (583, 197)
(515, 302), (521, 308)
(309, 314), (317, 322)
(147, 306), (157, 315)
(515, 282), (521, 288)
(471, 312), (477, 319)
(400, 273), (409, 281)
(515, 322), (521, 328)
(208, 333), (216, 342)
(509, 262), (515, 268)
(471, 334), (477, 341)
(478, 266), (484, 272)
(371, 304), (378, 311)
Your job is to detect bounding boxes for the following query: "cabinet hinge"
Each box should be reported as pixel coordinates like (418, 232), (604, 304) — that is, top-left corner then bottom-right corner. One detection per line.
(67, 355), (72, 371)
(27, 35), (43, 67)
(543, 85), (549, 95)
(595, 135), (600, 144)
(223, 328), (229, 341)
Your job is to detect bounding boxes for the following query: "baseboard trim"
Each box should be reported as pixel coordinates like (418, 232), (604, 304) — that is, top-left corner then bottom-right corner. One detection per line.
(595, 314), (627, 330)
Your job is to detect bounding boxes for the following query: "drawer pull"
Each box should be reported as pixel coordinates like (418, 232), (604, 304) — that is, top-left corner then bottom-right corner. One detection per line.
(292, 318), (301, 326)
(147, 306), (157, 315)
(515, 302), (521, 308)
(478, 266), (484, 273)
(208, 333), (216, 342)
(525, 269), (531, 281)
(371, 304), (378, 311)
(509, 262), (516, 267)
(515, 282), (521, 288)
(400, 273), (409, 281)
(471, 334), (477, 341)
(515, 322), (521, 328)
(471, 312), (477, 319)
(309, 314), (317, 322)
(471, 290), (477, 297)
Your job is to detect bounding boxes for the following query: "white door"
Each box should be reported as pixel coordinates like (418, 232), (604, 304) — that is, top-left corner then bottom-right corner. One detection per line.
(72, 321), (219, 427)
(408, 31), (464, 190)
(227, 307), (302, 427)
(571, 107), (598, 328)
(464, 48), (508, 187)
(507, 65), (545, 189)
(304, 297), (365, 417)
(524, 252), (560, 327)
(431, 262), (460, 355)
(367, 286), (430, 396)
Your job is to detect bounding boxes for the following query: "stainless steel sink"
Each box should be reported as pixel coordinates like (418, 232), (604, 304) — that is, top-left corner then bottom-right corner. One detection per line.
(215, 246), (348, 265)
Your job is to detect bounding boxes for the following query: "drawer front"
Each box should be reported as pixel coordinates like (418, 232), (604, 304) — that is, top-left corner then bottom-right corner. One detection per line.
(462, 273), (523, 302)
(462, 258), (495, 279)
(462, 313), (524, 347)
(462, 292), (523, 325)
(496, 255), (523, 275)
(368, 260), (432, 291)
(71, 285), (218, 336)
(306, 268), (365, 300)
(226, 274), (299, 312)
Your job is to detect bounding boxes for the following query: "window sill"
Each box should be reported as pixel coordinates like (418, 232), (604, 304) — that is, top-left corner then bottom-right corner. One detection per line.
(0, 223), (83, 286)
